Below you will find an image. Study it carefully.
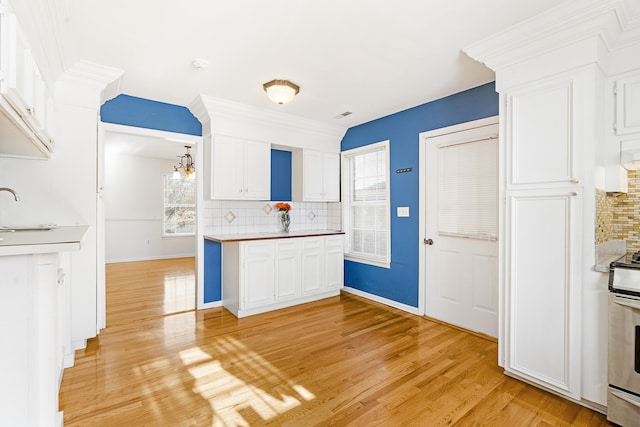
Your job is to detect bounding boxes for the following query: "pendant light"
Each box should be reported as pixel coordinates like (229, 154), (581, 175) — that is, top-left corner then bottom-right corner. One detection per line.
(172, 146), (195, 180)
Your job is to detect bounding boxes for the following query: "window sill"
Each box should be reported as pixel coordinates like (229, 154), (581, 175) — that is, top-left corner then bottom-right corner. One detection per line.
(162, 234), (196, 239)
(344, 254), (390, 269)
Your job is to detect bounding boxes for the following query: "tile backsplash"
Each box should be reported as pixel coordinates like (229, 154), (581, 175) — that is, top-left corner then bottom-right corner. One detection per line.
(597, 169), (640, 252)
(202, 200), (342, 236)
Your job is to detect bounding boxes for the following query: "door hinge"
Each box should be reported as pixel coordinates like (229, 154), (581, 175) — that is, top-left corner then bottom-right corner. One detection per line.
(613, 122), (617, 131)
(613, 84), (617, 95)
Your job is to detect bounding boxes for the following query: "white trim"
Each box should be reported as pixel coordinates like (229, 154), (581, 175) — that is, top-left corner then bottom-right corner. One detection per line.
(199, 300), (223, 310)
(342, 287), (420, 315)
(344, 255), (390, 269)
(99, 122), (202, 144)
(418, 116), (499, 318)
(105, 253), (196, 264)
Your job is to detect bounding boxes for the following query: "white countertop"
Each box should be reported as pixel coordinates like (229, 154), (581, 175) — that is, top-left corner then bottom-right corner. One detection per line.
(0, 225), (89, 256)
(205, 229), (344, 243)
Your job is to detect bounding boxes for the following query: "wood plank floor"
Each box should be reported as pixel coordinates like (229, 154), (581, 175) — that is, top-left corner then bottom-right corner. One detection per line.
(59, 258), (610, 426)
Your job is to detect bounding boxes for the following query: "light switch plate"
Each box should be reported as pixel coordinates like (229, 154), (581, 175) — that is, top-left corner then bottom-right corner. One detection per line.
(397, 207), (409, 217)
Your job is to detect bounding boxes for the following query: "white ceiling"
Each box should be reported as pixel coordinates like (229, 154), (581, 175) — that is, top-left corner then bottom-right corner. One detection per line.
(60, 0), (565, 129)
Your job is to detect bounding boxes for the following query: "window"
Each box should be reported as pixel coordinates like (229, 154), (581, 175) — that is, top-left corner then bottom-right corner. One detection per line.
(163, 175), (196, 236)
(437, 137), (497, 240)
(342, 140), (390, 267)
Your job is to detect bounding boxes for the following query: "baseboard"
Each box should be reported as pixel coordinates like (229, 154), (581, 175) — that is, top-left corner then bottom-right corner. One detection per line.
(341, 287), (420, 315)
(106, 253), (196, 264)
(198, 300), (223, 310)
(72, 339), (86, 351)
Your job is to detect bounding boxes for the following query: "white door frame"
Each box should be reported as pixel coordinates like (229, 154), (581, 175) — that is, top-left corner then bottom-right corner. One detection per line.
(96, 122), (204, 328)
(417, 116), (499, 317)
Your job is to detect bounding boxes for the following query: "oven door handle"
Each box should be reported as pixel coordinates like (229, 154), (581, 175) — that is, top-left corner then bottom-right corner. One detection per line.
(610, 389), (640, 409)
(612, 295), (640, 310)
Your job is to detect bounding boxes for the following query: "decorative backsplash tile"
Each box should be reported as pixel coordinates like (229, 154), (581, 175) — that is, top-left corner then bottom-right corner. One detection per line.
(611, 169), (640, 252)
(202, 200), (342, 235)
(598, 170), (640, 253)
(595, 189), (614, 244)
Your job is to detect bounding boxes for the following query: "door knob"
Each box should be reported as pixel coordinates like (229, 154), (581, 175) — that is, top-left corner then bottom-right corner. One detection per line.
(424, 238), (434, 245)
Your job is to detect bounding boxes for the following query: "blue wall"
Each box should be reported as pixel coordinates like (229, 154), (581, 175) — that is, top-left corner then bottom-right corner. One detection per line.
(101, 94), (202, 136)
(341, 82), (498, 307)
(204, 240), (222, 303)
(270, 149), (292, 201)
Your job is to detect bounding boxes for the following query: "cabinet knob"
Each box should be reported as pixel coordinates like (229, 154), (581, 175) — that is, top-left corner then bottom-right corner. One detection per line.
(26, 107), (34, 115)
(570, 192), (578, 196)
(570, 178), (580, 184)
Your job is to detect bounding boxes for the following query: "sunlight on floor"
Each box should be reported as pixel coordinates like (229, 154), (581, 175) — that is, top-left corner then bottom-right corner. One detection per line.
(179, 341), (316, 426)
(163, 270), (195, 314)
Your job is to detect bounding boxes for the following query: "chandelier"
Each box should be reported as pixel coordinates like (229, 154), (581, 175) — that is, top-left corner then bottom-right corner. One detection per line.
(172, 145), (195, 180)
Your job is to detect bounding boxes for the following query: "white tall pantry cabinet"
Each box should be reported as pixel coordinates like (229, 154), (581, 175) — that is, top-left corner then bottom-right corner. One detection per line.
(503, 70), (592, 400)
(464, 0), (640, 410)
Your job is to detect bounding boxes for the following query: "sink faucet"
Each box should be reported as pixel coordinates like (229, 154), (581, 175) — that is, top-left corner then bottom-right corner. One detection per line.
(0, 187), (20, 201)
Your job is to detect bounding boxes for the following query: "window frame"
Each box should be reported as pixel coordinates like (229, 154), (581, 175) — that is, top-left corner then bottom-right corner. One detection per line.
(341, 140), (391, 268)
(162, 173), (196, 238)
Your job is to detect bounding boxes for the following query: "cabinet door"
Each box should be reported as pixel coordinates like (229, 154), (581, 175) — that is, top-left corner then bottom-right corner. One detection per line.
(243, 139), (271, 200)
(5, 15), (34, 114)
(241, 242), (274, 309)
(301, 238), (324, 295)
(322, 153), (340, 201)
(504, 189), (581, 399)
(324, 236), (344, 290)
(616, 74), (640, 135)
(303, 150), (325, 201)
(212, 136), (244, 199)
(507, 76), (582, 188)
(274, 240), (300, 301)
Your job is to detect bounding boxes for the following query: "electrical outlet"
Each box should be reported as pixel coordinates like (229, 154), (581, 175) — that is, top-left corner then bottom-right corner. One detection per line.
(397, 207), (409, 217)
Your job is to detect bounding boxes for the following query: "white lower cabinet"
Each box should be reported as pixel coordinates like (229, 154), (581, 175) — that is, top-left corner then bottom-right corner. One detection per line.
(274, 240), (300, 301)
(301, 238), (324, 295)
(0, 253), (64, 427)
(222, 235), (344, 318)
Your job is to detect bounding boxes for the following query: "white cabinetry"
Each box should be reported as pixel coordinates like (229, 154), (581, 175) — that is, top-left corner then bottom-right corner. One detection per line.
(222, 234), (344, 318)
(301, 237), (323, 295)
(0, 2), (56, 158)
(274, 239), (301, 301)
(293, 150), (340, 201)
(615, 74), (640, 135)
(242, 241), (275, 308)
(210, 135), (270, 200)
(502, 70), (591, 401)
(0, 253), (64, 427)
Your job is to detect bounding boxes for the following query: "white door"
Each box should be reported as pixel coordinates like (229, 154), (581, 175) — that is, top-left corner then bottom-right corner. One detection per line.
(424, 123), (499, 337)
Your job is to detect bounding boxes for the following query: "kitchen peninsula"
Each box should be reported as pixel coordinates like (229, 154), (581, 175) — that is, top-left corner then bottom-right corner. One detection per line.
(205, 230), (344, 318)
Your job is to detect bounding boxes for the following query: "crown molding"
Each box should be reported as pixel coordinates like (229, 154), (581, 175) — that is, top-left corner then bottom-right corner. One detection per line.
(463, 0), (640, 72)
(189, 95), (347, 141)
(55, 61), (124, 110)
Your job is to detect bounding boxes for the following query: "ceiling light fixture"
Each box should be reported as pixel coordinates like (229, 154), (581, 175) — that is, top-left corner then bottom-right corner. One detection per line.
(263, 79), (300, 104)
(172, 145), (196, 180)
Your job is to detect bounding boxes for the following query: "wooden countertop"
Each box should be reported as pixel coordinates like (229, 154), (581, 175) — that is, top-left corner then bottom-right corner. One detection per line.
(204, 229), (344, 243)
(0, 225), (89, 256)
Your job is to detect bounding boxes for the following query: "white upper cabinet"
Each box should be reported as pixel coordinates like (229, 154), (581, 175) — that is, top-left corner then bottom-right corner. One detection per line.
(294, 149), (340, 202)
(210, 135), (271, 200)
(0, 4), (56, 158)
(506, 74), (584, 189)
(615, 74), (640, 135)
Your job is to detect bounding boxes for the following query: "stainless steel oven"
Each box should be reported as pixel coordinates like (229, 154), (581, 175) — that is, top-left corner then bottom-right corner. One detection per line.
(608, 254), (640, 426)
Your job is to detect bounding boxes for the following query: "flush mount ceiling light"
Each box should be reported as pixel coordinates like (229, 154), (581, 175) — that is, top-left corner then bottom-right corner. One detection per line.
(172, 145), (195, 180)
(263, 79), (300, 104)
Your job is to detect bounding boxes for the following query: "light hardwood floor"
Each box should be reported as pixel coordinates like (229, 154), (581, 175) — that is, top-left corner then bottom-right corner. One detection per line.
(59, 258), (610, 426)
